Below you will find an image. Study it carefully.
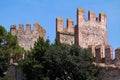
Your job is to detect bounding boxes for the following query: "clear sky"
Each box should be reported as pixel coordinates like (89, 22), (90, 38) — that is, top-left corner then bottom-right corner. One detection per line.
(0, 0), (120, 51)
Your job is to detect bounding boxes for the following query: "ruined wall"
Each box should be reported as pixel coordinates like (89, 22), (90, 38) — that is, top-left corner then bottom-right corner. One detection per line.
(10, 23), (46, 51)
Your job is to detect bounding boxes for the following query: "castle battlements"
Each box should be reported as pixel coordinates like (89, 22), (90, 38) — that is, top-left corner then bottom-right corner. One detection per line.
(8, 7), (120, 80)
(10, 23), (46, 51)
(56, 17), (75, 45)
(56, 8), (107, 48)
(56, 8), (107, 38)
(56, 17), (74, 35)
(56, 8), (113, 64)
(77, 8), (106, 23)
(56, 8), (120, 67)
(10, 23), (46, 37)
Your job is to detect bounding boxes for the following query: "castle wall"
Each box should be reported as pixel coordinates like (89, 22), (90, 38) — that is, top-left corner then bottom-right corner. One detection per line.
(10, 23), (46, 51)
(98, 68), (120, 80)
(76, 8), (107, 48)
(79, 26), (105, 48)
(115, 48), (120, 66)
(56, 8), (112, 63)
(67, 18), (74, 33)
(26, 24), (31, 35)
(105, 45), (113, 64)
(56, 18), (75, 45)
(58, 33), (74, 45)
(10, 25), (17, 35)
(95, 45), (103, 63)
(18, 24), (24, 35)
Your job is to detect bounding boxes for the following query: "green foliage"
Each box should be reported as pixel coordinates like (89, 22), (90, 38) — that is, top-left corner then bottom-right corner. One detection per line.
(20, 37), (50, 80)
(54, 38), (61, 45)
(5, 32), (25, 60)
(32, 38), (50, 62)
(21, 37), (99, 80)
(0, 76), (8, 80)
(0, 26), (8, 77)
(0, 26), (24, 78)
(0, 26), (7, 44)
(43, 44), (98, 80)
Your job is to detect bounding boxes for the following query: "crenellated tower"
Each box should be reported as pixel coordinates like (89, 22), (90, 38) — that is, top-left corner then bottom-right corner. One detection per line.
(75, 8), (108, 48)
(10, 23), (46, 51)
(75, 8), (84, 46)
(56, 8), (112, 63)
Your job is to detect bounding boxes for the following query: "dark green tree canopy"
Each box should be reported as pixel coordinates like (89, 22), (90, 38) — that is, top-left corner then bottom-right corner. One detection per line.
(43, 44), (98, 80)
(21, 37), (99, 80)
(0, 25), (24, 78)
(0, 26), (7, 44)
(20, 37), (50, 80)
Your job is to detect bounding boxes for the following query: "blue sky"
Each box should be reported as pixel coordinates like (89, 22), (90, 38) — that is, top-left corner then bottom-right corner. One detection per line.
(0, 0), (120, 51)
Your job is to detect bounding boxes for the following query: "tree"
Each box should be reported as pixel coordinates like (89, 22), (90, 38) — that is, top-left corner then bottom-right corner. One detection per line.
(0, 26), (8, 77)
(43, 44), (99, 80)
(6, 33), (25, 62)
(0, 25), (25, 78)
(21, 37), (99, 80)
(20, 37), (50, 80)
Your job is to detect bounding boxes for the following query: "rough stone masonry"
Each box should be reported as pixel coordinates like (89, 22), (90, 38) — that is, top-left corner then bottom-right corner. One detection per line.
(9, 8), (120, 80)
(56, 8), (111, 63)
(10, 22), (46, 51)
(56, 8), (120, 80)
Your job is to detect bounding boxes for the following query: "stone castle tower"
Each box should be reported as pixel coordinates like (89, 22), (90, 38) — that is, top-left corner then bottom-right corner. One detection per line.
(10, 23), (46, 51)
(56, 8), (112, 63)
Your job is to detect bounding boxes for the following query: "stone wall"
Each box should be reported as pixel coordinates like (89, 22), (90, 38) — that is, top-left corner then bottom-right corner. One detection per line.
(105, 45), (113, 64)
(10, 23), (46, 51)
(80, 26), (105, 48)
(114, 48), (120, 66)
(98, 67), (120, 80)
(76, 8), (107, 48)
(58, 33), (74, 45)
(94, 48), (120, 80)
(56, 18), (74, 44)
(56, 8), (107, 47)
(56, 8), (110, 61)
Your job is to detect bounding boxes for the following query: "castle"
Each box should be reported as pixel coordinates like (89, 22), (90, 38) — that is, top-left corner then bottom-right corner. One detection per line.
(56, 8), (120, 80)
(8, 8), (120, 80)
(56, 8), (120, 65)
(10, 8), (120, 66)
(9, 8), (120, 80)
(10, 23), (46, 51)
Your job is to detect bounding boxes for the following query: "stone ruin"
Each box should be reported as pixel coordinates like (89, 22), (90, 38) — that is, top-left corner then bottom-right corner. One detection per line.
(56, 8), (120, 66)
(10, 23), (46, 51)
